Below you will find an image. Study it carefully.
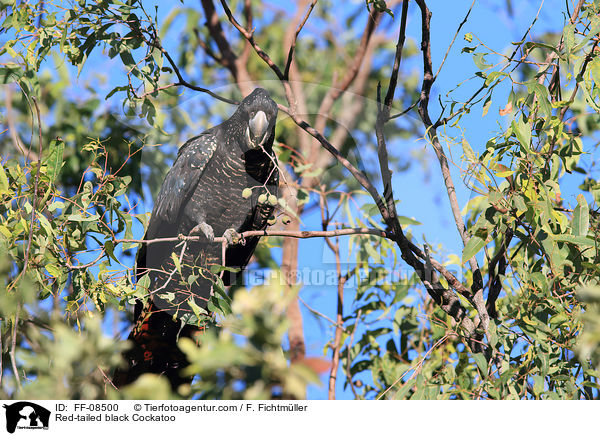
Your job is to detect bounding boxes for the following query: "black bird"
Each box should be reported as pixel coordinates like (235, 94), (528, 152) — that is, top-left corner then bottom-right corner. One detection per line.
(114, 88), (279, 389)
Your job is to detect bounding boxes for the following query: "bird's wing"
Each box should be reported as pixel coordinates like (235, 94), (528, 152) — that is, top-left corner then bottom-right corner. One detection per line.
(147, 130), (219, 236)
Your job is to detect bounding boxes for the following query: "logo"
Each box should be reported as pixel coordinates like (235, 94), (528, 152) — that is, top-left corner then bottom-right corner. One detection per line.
(2, 402), (50, 434)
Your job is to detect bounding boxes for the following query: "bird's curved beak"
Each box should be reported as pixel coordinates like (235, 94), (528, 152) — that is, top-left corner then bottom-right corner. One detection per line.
(246, 110), (270, 148)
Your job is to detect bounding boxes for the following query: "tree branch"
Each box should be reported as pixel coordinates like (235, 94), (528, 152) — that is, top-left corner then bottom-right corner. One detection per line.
(156, 42), (239, 104)
(278, 105), (391, 222)
(382, 0), (410, 116)
(414, 0), (486, 324)
(487, 230), (513, 318)
(114, 227), (396, 246)
(324, 220), (346, 400)
(414, 0), (471, 247)
(375, 0), (409, 223)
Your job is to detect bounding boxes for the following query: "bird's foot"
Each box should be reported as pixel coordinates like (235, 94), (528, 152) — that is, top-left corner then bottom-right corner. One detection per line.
(190, 222), (215, 242)
(223, 228), (244, 246)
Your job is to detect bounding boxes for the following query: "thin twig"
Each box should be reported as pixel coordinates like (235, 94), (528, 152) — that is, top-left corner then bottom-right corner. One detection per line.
(391, 334), (450, 399)
(5, 85), (38, 162)
(298, 296), (338, 327)
(327, 232), (345, 400)
(67, 249), (106, 270)
(218, 0), (297, 104)
(200, 0), (254, 95)
(149, 240), (188, 297)
(158, 46), (238, 105)
(414, 2), (480, 269)
(25, 97), (44, 274)
(388, 98), (419, 120)
(116, 225), (475, 307)
(98, 365), (118, 390)
(433, 0), (476, 81)
(10, 311), (20, 389)
(538, 0), (584, 89)
(376, 333), (450, 399)
(9, 96), (44, 292)
(346, 309), (362, 399)
(433, 0), (546, 128)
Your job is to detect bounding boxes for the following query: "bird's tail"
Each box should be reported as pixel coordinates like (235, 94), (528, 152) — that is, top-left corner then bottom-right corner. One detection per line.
(113, 299), (203, 390)
(113, 237), (208, 391)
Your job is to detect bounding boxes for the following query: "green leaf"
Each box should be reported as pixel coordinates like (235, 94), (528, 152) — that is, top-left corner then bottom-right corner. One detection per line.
(151, 46), (163, 70)
(396, 216), (421, 226)
(462, 235), (486, 264)
(209, 264), (240, 275)
(526, 81), (552, 118)
(482, 95), (492, 116)
(513, 116), (532, 152)
(142, 98), (156, 126)
(473, 53), (491, 70)
(188, 298), (208, 319)
(45, 263), (62, 279)
(0, 64), (23, 84)
(171, 252), (181, 272)
(572, 194), (590, 236)
(473, 353), (488, 374)
(554, 234), (595, 247)
(119, 50), (135, 68)
(105, 85), (128, 99)
(38, 213), (54, 237)
(532, 375), (545, 397)
(136, 273), (151, 295)
(562, 23), (575, 62)
(495, 169), (515, 178)
(488, 319), (498, 349)
(523, 41), (561, 57)
(68, 213), (99, 222)
(0, 162), (9, 195)
(484, 71), (506, 87)
(462, 139), (476, 162)
(46, 138), (64, 183)
(104, 240), (119, 262)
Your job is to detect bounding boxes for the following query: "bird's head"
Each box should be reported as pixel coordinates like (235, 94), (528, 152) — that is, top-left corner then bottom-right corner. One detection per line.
(236, 88), (278, 150)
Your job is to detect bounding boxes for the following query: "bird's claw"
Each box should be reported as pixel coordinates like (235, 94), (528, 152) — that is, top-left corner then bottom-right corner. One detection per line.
(190, 222), (215, 242)
(223, 228), (244, 246)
